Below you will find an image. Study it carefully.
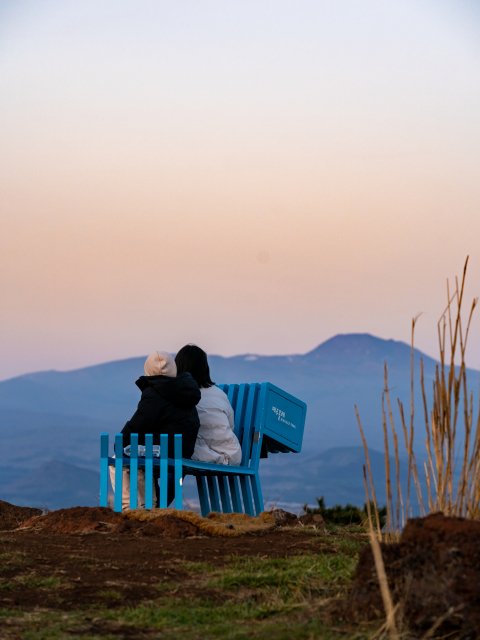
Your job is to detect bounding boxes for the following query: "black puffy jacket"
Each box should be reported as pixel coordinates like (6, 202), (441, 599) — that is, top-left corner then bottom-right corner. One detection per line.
(121, 373), (201, 459)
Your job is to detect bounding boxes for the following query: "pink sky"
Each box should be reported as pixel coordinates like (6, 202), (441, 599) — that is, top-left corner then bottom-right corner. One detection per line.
(1, 0), (480, 380)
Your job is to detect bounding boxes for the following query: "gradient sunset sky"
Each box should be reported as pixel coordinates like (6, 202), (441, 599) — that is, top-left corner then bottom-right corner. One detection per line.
(1, 0), (480, 380)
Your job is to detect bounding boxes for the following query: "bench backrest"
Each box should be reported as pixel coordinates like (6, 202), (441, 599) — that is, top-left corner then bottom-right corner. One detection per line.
(217, 383), (260, 467)
(257, 382), (306, 454)
(217, 382), (307, 465)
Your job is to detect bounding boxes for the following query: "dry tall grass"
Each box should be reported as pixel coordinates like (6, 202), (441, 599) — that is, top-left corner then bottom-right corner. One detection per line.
(357, 257), (480, 533)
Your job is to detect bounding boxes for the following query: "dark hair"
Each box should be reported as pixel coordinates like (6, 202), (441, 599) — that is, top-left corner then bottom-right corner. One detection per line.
(175, 344), (215, 388)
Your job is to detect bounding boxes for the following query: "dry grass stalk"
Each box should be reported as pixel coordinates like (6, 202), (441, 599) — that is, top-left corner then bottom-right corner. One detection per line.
(424, 258), (479, 518)
(419, 605), (464, 640)
(356, 407), (382, 540)
(381, 392), (393, 533)
(383, 364), (403, 532)
(363, 466), (399, 640)
(358, 257), (480, 530)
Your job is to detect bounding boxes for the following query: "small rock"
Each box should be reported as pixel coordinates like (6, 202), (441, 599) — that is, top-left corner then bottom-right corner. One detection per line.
(298, 513), (327, 530)
(271, 509), (299, 527)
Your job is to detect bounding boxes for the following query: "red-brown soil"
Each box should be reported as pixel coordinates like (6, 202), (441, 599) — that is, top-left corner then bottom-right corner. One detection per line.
(19, 505), (325, 538)
(0, 499), (42, 531)
(349, 513), (480, 638)
(20, 506), (199, 538)
(0, 524), (331, 611)
(272, 508), (326, 529)
(21, 506), (124, 533)
(21, 507), (202, 538)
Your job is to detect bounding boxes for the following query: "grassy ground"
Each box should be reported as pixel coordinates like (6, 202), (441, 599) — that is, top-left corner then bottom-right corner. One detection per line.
(0, 525), (378, 640)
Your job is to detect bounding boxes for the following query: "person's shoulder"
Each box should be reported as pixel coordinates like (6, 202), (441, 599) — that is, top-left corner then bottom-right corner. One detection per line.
(201, 385), (232, 408)
(202, 385), (227, 398)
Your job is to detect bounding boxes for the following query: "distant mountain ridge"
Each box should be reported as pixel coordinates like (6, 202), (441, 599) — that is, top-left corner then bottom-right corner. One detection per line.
(304, 333), (436, 368)
(5, 332), (437, 380)
(0, 448), (397, 512)
(1, 333), (477, 510)
(1, 460), (101, 510)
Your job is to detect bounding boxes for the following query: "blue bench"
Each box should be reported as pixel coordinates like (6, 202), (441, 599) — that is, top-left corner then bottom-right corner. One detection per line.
(100, 382), (306, 516)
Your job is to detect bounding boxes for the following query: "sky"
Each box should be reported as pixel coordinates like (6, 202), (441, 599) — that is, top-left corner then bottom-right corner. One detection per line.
(1, 0), (480, 380)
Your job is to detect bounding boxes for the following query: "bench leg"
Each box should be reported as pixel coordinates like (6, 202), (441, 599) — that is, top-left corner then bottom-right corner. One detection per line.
(174, 435), (183, 510)
(114, 434), (123, 513)
(100, 434), (109, 508)
(240, 475), (254, 516)
(129, 459), (138, 510)
(251, 473), (264, 516)
(159, 434), (168, 508)
(129, 434), (138, 510)
(196, 476), (210, 517)
(218, 476), (232, 513)
(145, 434), (153, 510)
(207, 476), (221, 512)
(228, 476), (242, 513)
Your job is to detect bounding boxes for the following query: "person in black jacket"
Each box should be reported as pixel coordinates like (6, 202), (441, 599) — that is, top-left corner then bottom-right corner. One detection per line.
(110, 350), (201, 510)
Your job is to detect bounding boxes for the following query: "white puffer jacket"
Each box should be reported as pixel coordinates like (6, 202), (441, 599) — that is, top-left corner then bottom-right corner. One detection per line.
(191, 386), (242, 466)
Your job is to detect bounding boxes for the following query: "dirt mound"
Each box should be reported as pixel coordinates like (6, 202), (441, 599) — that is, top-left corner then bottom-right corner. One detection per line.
(271, 509), (326, 530)
(0, 499), (42, 531)
(298, 512), (326, 529)
(116, 514), (199, 538)
(348, 513), (480, 637)
(17, 505), (321, 539)
(21, 506), (124, 533)
(271, 509), (299, 526)
(20, 506), (202, 538)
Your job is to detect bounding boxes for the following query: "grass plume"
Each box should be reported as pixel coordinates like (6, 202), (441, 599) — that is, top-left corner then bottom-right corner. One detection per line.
(358, 256), (480, 532)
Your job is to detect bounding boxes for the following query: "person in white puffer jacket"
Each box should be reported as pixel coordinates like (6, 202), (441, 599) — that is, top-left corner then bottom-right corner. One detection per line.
(175, 344), (242, 466)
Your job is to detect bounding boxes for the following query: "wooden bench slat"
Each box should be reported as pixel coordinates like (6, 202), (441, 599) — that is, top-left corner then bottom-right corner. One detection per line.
(100, 433), (109, 508)
(114, 434), (123, 513)
(130, 433), (138, 510)
(160, 433), (168, 508)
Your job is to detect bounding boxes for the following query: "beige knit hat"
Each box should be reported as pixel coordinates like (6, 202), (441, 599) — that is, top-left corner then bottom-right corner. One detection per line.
(144, 351), (177, 377)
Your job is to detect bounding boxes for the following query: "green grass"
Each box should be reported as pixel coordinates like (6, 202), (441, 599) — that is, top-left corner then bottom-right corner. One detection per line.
(306, 525), (370, 556)
(104, 599), (343, 633)
(156, 581), (182, 592)
(305, 497), (387, 529)
(0, 529), (373, 639)
(0, 551), (33, 568)
(324, 523), (366, 535)
(0, 607), (376, 640)
(208, 553), (356, 594)
(175, 561), (216, 573)
(96, 589), (124, 600)
(0, 575), (63, 591)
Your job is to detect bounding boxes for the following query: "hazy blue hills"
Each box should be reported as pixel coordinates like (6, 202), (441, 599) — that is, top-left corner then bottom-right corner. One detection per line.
(0, 447), (392, 513)
(0, 333), (477, 511)
(0, 461), (100, 511)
